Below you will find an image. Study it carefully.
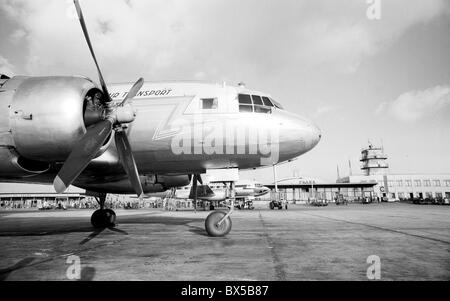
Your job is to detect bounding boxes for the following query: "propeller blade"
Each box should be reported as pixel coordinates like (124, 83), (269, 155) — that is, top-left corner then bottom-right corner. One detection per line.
(115, 130), (143, 198)
(73, 0), (111, 102)
(120, 78), (144, 107)
(54, 119), (113, 193)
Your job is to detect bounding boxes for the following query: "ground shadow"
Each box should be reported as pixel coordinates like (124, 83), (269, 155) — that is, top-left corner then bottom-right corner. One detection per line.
(79, 266), (96, 281)
(79, 227), (128, 245)
(79, 228), (105, 245)
(0, 225), (96, 237)
(116, 215), (204, 226)
(0, 257), (35, 281)
(0, 213), (204, 239)
(186, 225), (209, 237)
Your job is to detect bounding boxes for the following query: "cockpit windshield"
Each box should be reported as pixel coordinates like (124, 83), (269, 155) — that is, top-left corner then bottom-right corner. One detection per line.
(238, 94), (283, 113)
(269, 98), (284, 109)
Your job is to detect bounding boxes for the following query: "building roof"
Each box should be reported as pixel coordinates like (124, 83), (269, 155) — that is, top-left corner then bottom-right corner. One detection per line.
(265, 177), (377, 189)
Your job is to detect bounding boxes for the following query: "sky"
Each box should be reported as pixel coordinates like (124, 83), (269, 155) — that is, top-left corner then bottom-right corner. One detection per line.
(0, 0), (449, 189)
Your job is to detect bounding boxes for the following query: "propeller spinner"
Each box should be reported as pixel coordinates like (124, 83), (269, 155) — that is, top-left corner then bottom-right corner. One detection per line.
(53, 0), (144, 197)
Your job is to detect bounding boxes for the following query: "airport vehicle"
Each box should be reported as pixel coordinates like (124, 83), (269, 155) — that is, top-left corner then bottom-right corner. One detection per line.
(412, 197), (450, 205)
(0, 1), (321, 236)
(236, 199), (255, 210)
(269, 199), (287, 210)
(335, 194), (349, 205)
(309, 199), (329, 207)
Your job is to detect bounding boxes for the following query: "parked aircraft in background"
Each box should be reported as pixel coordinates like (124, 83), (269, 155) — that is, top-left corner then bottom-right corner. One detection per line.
(148, 180), (270, 206)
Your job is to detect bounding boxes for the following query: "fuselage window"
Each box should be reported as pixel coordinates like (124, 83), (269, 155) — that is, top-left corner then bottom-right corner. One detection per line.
(201, 98), (218, 110)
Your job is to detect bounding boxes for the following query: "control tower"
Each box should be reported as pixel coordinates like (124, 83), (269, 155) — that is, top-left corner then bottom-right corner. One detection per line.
(360, 143), (389, 176)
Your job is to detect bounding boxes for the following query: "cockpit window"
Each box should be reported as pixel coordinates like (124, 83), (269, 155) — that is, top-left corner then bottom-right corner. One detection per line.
(251, 95), (263, 105)
(262, 97), (273, 107)
(238, 93), (284, 113)
(238, 93), (280, 113)
(270, 98), (284, 109)
(239, 104), (253, 112)
(238, 94), (252, 104)
(254, 106), (271, 113)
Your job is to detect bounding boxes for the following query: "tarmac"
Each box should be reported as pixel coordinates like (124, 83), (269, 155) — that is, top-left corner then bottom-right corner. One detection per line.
(0, 202), (449, 281)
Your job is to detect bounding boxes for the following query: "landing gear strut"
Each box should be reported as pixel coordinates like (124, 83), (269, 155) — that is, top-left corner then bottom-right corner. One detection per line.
(205, 181), (235, 237)
(91, 194), (116, 228)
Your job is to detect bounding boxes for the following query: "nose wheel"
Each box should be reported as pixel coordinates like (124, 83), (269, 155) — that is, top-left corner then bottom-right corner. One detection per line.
(91, 194), (116, 228)
(205, 210), (232, 237)
(204, 181), (236, 237)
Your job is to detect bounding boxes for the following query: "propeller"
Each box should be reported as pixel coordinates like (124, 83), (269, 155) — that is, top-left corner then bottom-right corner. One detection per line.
(53, 0), (144, 197)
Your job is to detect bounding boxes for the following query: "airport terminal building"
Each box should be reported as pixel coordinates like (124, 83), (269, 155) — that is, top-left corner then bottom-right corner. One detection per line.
(264, 178), (376, 203)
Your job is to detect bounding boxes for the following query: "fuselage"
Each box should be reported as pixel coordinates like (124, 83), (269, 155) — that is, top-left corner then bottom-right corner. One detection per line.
(98, 80), (321, 172)
(0, 77), (321, 194)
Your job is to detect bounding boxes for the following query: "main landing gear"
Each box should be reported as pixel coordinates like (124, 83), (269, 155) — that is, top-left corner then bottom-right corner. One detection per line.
(91, 193), (116, 228)
(204, 181), (235, 237)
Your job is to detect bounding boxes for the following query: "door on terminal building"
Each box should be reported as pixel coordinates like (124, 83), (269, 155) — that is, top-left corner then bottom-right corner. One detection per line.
(419, 193), (423, 199)
(409, 193), (414, 199)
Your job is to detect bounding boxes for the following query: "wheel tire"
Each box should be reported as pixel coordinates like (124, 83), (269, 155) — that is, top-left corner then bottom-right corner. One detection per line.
(91, 209), (116, 228)
(205, 211), (232, 237)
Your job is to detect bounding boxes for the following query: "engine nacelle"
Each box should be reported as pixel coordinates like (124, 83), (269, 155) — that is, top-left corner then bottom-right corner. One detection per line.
(78, 174), (191, 194)
(4, 76), (108, 162)
(157, 175), (191, 189)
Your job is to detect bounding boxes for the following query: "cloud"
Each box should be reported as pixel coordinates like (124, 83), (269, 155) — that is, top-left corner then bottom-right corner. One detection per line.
(9, 29), (26, 44)
(313, 105), (336, 118)
(0, 0), (448, 81)
(378, 85), (450, 122)
(0, 55), (15, 75)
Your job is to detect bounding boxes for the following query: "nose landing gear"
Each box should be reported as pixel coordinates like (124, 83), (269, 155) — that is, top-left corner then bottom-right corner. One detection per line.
(205, 210), (232, 237)
(205, 181), (235, 237)
(91, 193), (116, 228)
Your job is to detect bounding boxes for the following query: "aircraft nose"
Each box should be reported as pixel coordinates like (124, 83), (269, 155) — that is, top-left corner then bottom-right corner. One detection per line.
(275, 111), (322, 162)
(308, 123), (322, 149)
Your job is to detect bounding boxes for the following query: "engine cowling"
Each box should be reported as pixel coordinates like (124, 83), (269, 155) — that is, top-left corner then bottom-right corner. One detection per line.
(157, 175), (191, 189)
(6, 76), (108, 162)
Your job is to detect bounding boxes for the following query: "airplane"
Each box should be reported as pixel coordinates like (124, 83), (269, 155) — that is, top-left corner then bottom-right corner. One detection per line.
(0, 0), (321, 237)
(148, 180), (271, 207)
